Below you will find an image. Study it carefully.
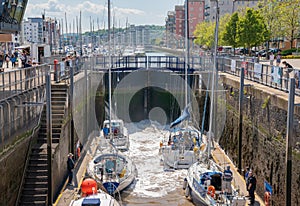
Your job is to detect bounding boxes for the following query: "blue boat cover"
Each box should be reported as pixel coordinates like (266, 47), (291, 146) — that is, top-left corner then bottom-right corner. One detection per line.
(103, 182), (120, 195)
(82, 198), (101, 206)
(170, 105), (190, 128)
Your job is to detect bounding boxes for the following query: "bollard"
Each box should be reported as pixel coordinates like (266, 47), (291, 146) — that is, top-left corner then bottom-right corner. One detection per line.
(54, 59), (59, 82)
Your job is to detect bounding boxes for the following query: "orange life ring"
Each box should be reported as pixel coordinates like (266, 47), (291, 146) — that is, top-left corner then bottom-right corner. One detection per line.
(264, 191), (271, 206)
(207, 185), (215, 197)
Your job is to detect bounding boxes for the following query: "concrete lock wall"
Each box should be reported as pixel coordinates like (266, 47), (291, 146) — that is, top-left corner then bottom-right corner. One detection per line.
(220, 74), (300, 206)
(0, 128), (39, 206)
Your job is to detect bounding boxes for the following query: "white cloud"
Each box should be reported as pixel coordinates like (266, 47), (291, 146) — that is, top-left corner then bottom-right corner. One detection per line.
(24, 0), (158, 32)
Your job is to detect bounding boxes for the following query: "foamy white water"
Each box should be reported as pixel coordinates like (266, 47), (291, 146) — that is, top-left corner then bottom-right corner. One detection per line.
(123, 120), (188, 198)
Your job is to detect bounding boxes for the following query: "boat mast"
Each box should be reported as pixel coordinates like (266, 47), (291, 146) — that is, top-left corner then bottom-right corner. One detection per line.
(108, 0), (112, 135)
(184, 0), (189, 108)
(207, 0), (219, 161)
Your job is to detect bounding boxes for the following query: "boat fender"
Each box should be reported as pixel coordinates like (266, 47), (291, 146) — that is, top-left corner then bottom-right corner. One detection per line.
(193, 146), (199, 153)
(185, 185), (190, 197)
(183, 178), (187, 190)
(207, 185), (215, 198)
(264, 191), (271, 206)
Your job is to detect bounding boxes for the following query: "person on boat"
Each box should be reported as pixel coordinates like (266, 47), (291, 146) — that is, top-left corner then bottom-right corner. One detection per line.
(103, 124), (109, 138)
(113, 127), (119, 136)
(247, 170), (257, 205)
(67, 153), (75, 186)
(223, 165), (233, 195)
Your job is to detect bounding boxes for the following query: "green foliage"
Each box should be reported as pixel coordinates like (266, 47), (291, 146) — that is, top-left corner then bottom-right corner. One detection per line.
(262, 96), (270, 109)
(238, 8), (269, 53)
(223, 12), (239, 48)
(281, 48), (298, 56)
(194, 21), (215, 49)
(280, 0), (300, 49)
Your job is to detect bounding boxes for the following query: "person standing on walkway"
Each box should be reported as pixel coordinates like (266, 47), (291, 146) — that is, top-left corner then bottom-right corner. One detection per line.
(282, 61), (293, 90)
(223, 165), (233, 195)
(269, 52), (274, 66)
(10, 54), (16, 68)
(4, 53), (10, 68)
(0, 52), (4, 72)
(275, 51), (281, 66)
(247, 171), (257, 205)
(67, 153), (75, 186)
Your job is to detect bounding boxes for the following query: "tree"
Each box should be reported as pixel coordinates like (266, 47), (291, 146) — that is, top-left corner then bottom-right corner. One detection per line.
(222, 12), (239, 52)
(238, 8), (269, 55)
(193, 21), (215, 49)
(280, 0), (300, 49)
(257, 0), (281, 49)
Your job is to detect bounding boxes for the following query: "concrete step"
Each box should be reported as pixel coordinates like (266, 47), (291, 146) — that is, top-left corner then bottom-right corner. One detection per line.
(24, 181), (48, 188)
(40, 119), (63, 124)
(26, 169), (48, 177)
(22, 187), (48, 195)
(24, 178), (47, 185)
(20, 194), (47, 202)
(28, 163), (48, 170)
(51, 92), (67, 97)
(51, 97), (67, 101)
(37, 137), (60, 144)
(25, 175), (48, 182)
(19, 200), (47, 206)
(29, 158), (47, 164)
(40, 124), (62, 129)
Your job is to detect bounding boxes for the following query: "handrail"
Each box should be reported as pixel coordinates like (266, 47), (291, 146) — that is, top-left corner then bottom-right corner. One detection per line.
(15, 88), (47, 206)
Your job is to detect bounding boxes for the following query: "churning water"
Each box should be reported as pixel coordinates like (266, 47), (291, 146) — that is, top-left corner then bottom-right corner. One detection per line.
(120, 120), (194, 206)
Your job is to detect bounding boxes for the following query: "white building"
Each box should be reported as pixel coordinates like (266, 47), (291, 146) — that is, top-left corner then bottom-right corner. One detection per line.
(23, 17), (44, 44)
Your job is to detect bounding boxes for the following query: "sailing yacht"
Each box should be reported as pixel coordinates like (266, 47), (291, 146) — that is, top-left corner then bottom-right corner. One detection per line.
(87, 139), (137, 195)
(101, 119), (129, 151)
(86, 0), (137, 196)
(160, 106), (203, 169)
(69, 178), (120, 206)
(182, 2), (246, 205)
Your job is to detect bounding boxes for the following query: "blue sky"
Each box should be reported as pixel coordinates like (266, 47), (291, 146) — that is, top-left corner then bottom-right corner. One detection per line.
(24, 0), (185, 32)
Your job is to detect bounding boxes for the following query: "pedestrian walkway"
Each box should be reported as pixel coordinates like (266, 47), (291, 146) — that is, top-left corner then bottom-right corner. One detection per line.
(54, 134), (99, 206)
(212, 143), (264, 206)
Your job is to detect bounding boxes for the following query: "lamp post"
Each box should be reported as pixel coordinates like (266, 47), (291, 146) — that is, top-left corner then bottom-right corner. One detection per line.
(232, 0), (236, 14)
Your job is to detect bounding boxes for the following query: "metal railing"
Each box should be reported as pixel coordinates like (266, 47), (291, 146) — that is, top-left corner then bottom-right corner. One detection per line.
(218, 57), (300, 95)
(0, 64), (49, 101)
(94, 55), (204, 72)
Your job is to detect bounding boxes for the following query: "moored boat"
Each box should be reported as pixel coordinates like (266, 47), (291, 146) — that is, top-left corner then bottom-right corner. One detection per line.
(69, 178), (120, 206)
(101, 119), (129, 151)
(87, 139), (137, 195)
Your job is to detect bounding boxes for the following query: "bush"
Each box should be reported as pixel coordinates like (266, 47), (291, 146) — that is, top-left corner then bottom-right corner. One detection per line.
(282, 55), (300, 59)
(281, 48), (298, 56)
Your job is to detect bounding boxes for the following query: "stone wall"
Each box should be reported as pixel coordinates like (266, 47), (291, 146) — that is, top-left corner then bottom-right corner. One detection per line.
(0, 132), (35, 206)
(220, 74), (300, 205)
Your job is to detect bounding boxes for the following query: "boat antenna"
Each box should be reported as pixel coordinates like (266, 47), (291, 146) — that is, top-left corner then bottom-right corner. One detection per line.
(207, 0), (219, 164)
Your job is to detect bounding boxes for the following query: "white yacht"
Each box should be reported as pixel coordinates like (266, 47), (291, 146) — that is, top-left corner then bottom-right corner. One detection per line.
(87, 138), (137, 195)
(160, 125), (202, 169)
